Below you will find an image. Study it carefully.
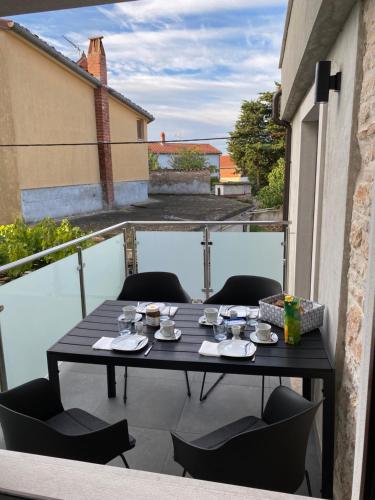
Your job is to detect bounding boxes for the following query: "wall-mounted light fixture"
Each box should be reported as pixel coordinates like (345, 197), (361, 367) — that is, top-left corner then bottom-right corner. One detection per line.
(314, 61), (341, 103)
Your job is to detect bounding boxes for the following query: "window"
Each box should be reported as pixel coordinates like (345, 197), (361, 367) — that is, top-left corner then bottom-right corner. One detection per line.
(137, 119), (144, 140)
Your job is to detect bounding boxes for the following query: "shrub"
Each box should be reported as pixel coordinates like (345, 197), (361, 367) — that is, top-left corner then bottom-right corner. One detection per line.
(0, 218), (93, 278)
(168, 148), (208, 170)
(257, 158), (285, 209)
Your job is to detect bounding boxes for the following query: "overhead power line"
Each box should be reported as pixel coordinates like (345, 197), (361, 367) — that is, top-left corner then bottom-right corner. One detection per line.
(0, 135), (249, 148)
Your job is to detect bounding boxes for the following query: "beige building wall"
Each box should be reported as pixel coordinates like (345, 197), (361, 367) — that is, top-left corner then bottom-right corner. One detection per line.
(109, 96), (149, 182)
(4, 31), (100, 189)
(0, 31), (21, 223)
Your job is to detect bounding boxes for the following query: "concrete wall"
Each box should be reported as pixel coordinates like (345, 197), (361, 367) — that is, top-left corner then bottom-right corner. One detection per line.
(149, 170), (210, 195)
(215, 183), (251, 196)
(109, 96), (149, 206)
(280, 0), (357, 120)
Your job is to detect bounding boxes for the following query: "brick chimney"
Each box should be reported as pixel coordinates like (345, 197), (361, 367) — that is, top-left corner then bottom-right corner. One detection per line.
(87, 36), (107, 84)
(76, 52), (88, 71)
(160, 131), (166, 144)
(87, 36), (114, 207)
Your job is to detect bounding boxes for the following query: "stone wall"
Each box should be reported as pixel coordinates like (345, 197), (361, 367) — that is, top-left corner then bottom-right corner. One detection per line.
(334, 0), (375, 497)
(149, 170), (210, 195)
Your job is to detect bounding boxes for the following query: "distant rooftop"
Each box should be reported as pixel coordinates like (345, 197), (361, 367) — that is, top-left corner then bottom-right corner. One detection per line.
(149, 132), (221, 155)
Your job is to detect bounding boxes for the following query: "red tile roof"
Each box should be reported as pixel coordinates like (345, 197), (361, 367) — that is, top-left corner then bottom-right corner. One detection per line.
(220, 155), (239, 178)
(149, 143), (221, 155)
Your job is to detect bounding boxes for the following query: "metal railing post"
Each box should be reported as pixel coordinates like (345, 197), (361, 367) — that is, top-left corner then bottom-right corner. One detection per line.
(0, 305), (8, 391)
(132, 226), (138, 274)
(202, 225), (212, 300)
(77, 246), (87, 318)
(123, 226), (129, 278)
(283, 226), (289, 291)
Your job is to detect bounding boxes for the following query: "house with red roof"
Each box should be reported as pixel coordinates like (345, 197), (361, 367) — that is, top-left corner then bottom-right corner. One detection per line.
(215, 155), (251, 197)
(149, 132), (221, 176)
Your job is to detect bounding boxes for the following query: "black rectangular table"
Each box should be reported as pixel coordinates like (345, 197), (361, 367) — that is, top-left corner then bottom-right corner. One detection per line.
(47, 300), (335, 499)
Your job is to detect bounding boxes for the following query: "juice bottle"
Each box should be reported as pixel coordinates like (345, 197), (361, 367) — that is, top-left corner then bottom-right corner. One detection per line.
(284, 295), (301, 345)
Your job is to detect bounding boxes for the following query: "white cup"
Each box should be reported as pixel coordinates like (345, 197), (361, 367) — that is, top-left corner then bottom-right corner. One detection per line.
(256, 322), (272, 341)
(161, 319), (175, 338)
(204, 307), (218, 324)
(122, 305), (137, 321)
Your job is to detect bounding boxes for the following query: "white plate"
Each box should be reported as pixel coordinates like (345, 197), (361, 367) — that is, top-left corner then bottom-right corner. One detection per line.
(218, 339), (256, 358)
(111, 335), (148, 352)
(198, 315), (224, 326)
(137, 302), (165, 314)
(221, 306), (256, 318)
(250, 331), (278, 345)
(118, 313), (143, 323)
(154, 328), (182, 341)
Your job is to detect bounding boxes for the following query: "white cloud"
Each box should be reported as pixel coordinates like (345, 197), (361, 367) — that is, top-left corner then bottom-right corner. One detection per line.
(107, 0), (286, 25)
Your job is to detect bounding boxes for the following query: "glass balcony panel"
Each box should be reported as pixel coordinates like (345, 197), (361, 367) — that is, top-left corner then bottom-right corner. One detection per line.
(83, 234), (125, 314)
(0, 254), (82, 388)
(210, 231), (284, 294)
(136, 231), (204, 300)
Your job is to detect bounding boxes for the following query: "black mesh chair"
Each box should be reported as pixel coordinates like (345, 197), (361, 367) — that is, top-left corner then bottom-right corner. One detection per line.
(0, 378), (135, 466)
(201, 275), (282, 406)
(171, 386), (320, 496)
(118, 272), (192, 402)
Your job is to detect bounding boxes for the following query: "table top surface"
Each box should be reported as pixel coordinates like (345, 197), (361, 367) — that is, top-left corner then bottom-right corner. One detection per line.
(48, 301), (334, 378)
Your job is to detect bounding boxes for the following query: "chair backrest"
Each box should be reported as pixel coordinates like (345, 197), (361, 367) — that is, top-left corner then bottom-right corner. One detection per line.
(204, 275), (282, 305)
(0, 378), (64, 455)
(172, 386), (321, 493)
(117, 272), (191, 303)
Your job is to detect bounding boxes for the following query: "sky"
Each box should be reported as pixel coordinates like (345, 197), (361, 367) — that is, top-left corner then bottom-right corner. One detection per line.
(12, 0), (287, 153)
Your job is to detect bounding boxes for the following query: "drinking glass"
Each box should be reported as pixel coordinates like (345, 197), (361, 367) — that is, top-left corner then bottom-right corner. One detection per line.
(213, 322), (227, 341)
(118, 317), (132, 336)
(246, 308), (259, 328)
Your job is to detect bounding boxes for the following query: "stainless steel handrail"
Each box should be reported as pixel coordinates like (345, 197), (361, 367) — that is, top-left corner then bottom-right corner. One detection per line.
(0, 220), (290, 274)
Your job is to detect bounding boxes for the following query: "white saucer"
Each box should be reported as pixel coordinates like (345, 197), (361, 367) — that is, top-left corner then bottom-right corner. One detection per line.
(250, 331), (278, 344)
(154, 328), (182, 341)
(118, 313), (143, 323)
(218, 339), (256, 358)
(111, 334), (148, 352)
(137, 302), (165, 314)
(198, 316), (224, 326)
(221, 306), (256, 318)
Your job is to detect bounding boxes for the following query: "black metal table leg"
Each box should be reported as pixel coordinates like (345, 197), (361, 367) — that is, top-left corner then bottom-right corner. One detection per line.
(303, 378), (312, 400)
(123, 366), (128, 403)
(107, 365), (116, 398)
(184, 371), (191, 397)
(321, 374), (335, 499)
(47, 354), (61, 399)
(199, 372), (226, 401)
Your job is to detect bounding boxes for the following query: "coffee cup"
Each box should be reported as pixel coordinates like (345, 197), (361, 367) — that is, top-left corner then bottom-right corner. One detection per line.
(256, 322), (272, 341)
(160, 319), (175, 338)
(204, 307), (218, 324)
(122, 305), (137, 321)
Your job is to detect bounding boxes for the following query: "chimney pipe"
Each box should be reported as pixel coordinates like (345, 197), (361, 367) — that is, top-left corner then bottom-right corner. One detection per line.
(160, 132), (166, 144)
(87, 36), (107, 85)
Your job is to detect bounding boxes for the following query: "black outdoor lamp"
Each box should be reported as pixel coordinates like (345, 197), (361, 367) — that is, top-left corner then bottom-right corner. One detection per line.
(314, 60), (341, 103)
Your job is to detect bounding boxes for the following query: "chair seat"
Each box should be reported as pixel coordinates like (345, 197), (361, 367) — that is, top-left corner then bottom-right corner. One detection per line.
(192, 416), (267, 449)
(47, 408), (135, 446)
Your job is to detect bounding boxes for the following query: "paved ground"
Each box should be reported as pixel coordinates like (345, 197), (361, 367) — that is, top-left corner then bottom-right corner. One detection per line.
(45, 362), (321, 497)
(69, 195), (252, 232)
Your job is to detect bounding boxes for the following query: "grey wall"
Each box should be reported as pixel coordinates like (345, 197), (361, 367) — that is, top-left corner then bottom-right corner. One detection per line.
(114, 180), (148, 207)
(149, 170), (210, 195)
(280, 0), (357, 120)
(21, 184), (103, 222)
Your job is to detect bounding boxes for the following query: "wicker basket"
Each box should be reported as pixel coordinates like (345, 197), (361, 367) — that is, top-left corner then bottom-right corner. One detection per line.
(259, 294), (325, 334)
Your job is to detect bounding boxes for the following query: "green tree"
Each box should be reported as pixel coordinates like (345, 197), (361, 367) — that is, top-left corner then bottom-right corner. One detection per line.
(148, 152), (160, 171)
(257, 158), (285, 208)
(169, 148), (208, 170)
(227, 90), (285, 192)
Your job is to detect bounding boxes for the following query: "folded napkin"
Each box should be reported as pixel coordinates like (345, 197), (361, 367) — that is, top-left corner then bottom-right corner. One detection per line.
(92, 337), (114, 350)
(198, 341), (220, 357)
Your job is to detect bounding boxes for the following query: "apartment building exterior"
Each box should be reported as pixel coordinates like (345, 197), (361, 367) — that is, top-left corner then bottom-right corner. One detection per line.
(0, 20), (154, 223)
